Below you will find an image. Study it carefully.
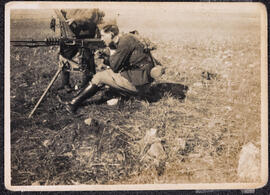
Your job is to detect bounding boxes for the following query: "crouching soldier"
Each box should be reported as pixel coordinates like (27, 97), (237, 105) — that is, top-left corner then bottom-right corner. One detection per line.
(66, 24), (164, 113)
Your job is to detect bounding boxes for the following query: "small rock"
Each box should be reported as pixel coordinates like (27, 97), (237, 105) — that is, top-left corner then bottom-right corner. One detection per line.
(222, 74), (229, 79)
(138, 128), (158, 154)
(107, 98), (119, 106)
(225, 106), (232, 111)
(147, 142), (166, 160)
(116, 153), (124, 162)
(237, 142), (260, 181)
(15, 54), (20, 60)
(177, 138), (186, 150)
(82, 118), (100, 135)
(63, 152), (73, 158)
(139, 128), (166, 166)
(181, 59), (187, 64)
(84, 118), (93, 126)
(236, 114), (241, 119)
(71, 180), (81, 185)
(187, 88), (197, 95)
(193, 82), (202, 87)
(110, 49), (116, 55)
(19, 83), (28, 87)
(31, 181), (40, 186)
(42, 140), (51, 147)
(147, 128), (157, 137)
(248, 63), (255, 68)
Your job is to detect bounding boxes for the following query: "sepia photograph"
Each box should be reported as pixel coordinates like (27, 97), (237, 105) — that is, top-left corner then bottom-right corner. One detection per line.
(5, 2), (268, 191)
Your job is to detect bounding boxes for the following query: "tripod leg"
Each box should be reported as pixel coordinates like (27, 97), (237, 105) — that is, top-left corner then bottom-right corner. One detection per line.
(28, 67), (62, 118)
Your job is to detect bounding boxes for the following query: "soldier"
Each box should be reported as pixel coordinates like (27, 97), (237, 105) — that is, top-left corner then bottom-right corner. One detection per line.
(50, 16), (56, 32)
(66, 24), (164, 113)
(58, 9), (105, 92)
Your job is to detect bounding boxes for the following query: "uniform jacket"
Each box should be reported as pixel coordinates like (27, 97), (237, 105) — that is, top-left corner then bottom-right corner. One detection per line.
(60, 10), (100, 60)
(107, 34), (154, 86)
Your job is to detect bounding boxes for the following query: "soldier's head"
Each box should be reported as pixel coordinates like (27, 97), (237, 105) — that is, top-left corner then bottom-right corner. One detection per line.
(60, 9), (67, 19)
(91, 9), (105, 24)
(100, 24), (119, 46)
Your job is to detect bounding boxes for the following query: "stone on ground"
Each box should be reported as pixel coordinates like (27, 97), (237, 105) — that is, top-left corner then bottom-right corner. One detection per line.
(237, 142), (260, 182)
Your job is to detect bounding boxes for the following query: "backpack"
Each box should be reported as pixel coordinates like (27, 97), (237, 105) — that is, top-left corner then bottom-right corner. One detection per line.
(129, 30), (157, 52)
(129, 30), (163, 67)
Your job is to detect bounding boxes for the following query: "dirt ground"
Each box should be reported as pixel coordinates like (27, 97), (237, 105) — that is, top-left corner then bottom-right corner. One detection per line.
(9, 9), (262, 185)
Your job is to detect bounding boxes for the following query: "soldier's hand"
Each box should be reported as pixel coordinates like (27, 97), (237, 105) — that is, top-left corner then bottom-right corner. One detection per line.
(95, 48), (110, 59)
(66, 18), (75, 25)
(100, 64), (110, 70)
(66, 19), (78, 31)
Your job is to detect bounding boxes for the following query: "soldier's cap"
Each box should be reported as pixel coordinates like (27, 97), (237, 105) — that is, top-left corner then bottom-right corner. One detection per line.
(102, 24), (119, 36)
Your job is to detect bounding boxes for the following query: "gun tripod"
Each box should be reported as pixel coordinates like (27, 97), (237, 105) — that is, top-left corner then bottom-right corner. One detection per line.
(28, 56), (84, 118)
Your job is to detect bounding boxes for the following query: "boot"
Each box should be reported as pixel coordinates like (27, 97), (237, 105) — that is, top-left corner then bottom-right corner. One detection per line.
(66, 83), (99, 113)
(79, 72), (93, 90)
(58, 71), (73, 92)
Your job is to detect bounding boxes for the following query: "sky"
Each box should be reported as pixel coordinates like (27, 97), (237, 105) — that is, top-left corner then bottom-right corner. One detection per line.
(10, 2), (262, 39)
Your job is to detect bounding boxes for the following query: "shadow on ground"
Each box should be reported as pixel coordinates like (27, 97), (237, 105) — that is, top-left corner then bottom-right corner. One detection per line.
(84, 82), (189, 105)
(145, 82), (189, 102)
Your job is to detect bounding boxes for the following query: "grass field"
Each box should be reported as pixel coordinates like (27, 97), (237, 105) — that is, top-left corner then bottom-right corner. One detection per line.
(9, 8), (262, 185)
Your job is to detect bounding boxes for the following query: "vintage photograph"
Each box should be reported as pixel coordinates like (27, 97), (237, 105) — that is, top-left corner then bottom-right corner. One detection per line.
(5, 2), (267, 190)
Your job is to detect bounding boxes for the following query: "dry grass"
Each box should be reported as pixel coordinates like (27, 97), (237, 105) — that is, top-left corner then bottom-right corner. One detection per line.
(10, 16), (261, 185)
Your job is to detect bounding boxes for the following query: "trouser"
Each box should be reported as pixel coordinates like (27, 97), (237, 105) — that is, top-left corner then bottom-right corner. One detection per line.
(91, 69), (138, 93)
(79, 55), (96, 88)
(59, 50), (96, 89)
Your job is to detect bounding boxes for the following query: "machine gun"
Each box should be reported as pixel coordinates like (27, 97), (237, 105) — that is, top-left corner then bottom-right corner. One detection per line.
(11, 9), (106, 118)
(11, 37), (105, 50)
(11, 38), (105, 118)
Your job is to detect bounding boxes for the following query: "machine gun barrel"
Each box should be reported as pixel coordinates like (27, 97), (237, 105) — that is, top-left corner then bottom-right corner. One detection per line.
(11, 38), (106, 49)
(11, 40), (56, 47)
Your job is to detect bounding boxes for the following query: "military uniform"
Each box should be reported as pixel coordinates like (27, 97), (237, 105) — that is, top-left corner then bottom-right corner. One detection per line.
(59, 9), (102, 90)
(66, 32), (157, 113)
(93, 33), (154, 90)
